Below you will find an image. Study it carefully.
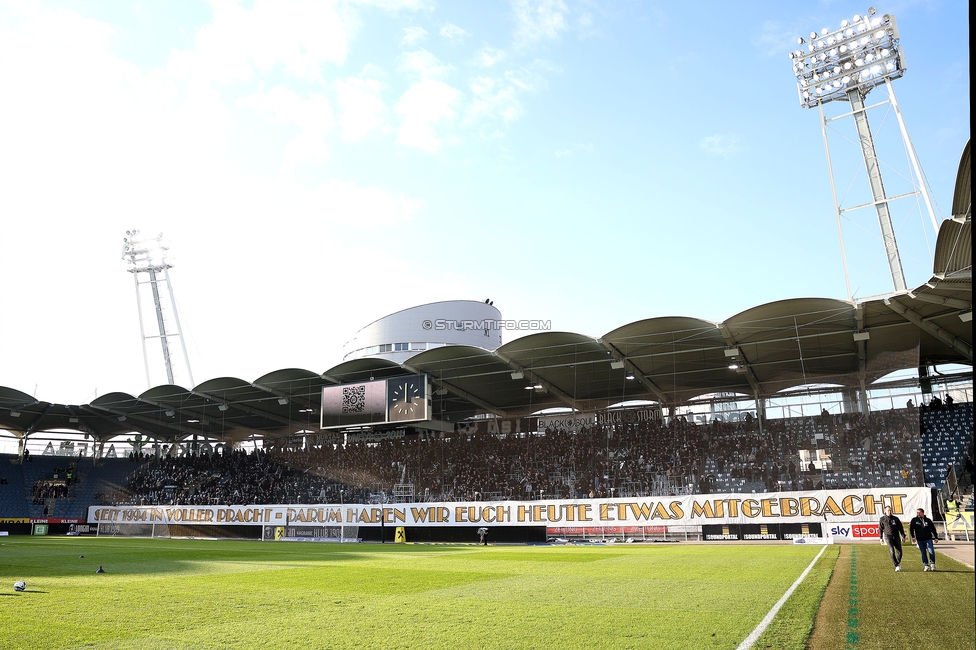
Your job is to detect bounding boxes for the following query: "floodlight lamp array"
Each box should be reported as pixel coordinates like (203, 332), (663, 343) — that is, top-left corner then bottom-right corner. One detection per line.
(789, 10), (904, 109)
(122, 229), (172, 272)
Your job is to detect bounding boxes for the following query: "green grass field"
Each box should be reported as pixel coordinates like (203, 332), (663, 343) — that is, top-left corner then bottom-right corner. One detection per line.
(0, 538), (971, 650)
(807, 543), (975, 650)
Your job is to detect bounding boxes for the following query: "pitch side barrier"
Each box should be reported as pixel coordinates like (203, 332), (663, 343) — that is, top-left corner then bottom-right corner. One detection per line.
(86, 487), (929, 542)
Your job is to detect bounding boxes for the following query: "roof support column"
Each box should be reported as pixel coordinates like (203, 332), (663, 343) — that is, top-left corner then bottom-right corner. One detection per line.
(884, 299), (973, 362)
(492, 350), (580, 412)
(718, 325), (764, 397)
(192, 390), (297, 428)
(596, 339), (672, 408)
(754, 391), (765, 437)
(855, 305), (870, 416)
(82, 404), (176, 441)
(907, 292), (972, 310)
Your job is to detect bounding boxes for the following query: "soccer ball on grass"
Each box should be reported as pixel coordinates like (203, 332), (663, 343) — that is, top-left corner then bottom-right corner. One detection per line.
(14, 580), (27, 592)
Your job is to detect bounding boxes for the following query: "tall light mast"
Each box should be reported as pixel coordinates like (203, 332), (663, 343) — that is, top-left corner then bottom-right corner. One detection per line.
(789, 7), (939, 299)
(122, 231), (194, 389)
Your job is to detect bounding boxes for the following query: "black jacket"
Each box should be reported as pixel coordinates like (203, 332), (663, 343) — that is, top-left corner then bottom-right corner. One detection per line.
(879, 514), (905, 540)
(909, 516), (938, 541)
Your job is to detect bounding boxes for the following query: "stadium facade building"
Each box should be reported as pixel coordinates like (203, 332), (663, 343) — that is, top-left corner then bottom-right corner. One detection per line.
(342, 300), (503, 364)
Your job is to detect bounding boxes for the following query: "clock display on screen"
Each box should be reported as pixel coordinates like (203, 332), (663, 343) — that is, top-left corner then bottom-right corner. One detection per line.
(387, 376), (426, 422)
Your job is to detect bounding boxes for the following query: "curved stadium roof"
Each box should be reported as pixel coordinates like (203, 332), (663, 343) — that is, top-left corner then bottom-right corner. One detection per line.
(1, 144), (972, 446)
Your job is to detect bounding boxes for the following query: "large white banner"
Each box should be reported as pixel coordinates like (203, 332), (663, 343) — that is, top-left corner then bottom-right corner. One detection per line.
(88, 487), (929, 528)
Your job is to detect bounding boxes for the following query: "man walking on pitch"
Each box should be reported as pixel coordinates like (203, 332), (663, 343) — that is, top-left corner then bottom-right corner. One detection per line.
(909, 508), (939, 571)
(879, 505), (907, 572)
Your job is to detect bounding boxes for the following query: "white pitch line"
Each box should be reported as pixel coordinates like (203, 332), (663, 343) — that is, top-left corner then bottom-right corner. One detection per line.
(737, 544), (829, 650)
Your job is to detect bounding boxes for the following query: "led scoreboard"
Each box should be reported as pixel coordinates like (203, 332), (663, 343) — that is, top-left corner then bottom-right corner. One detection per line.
(320, 374), (430, 429)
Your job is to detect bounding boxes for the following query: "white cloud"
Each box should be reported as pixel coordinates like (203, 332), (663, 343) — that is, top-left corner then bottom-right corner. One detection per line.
(553, 142), (592, 158)
(395, 79), (462, 152)
(465, 76), (521, 124)
(242, 86), (333, 130)
(699, 133), (744, 159)
(475, 46), (507, 67)
(512, 0), (569, 46)
(401, 25), (428, 45)
(461, 61), (549, 126)
(553, 142), (594, 158)
(577, 11), (593, 31)
(394, 47), (553, 147)
(310, 179), (421, 225)
(0, 2), (117, 53)
(0, 3), (237, 218)
(177, 0), (351, 84)
(504, 64), (548, 92)
(241, 86), (335, 168)
(335, 76), (391, 141)
(755, 20), (802, 57)
(573, 0), (605, 39)
(399, 48), (454, 79)
(439, 23), (469, 44)
(358, 0), (434, 11)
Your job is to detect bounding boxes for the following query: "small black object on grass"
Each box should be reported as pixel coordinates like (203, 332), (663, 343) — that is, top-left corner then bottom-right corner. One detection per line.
(96, 565), (105, 573)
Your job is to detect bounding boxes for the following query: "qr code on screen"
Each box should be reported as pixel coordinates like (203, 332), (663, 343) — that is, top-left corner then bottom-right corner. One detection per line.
(341, 385), (366, 414)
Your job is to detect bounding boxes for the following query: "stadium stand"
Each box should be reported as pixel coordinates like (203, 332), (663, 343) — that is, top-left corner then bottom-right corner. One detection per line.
(93, 406), (968, 508)
(1, 404), (970, 536)
(22, 456), (76, 518)
(0, 455), (151, 520)
(919, 402), (974, 487)
(0, 456), (28, 518)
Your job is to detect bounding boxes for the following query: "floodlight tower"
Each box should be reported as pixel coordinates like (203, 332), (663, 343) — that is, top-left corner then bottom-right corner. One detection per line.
(789, 7), (939, 299)
(122, 230), (194, 389)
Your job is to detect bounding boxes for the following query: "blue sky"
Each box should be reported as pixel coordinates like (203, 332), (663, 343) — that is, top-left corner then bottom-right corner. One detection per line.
(0, 0), (969, 405)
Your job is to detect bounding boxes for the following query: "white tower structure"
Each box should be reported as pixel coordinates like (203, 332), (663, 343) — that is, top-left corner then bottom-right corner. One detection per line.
(789, 7), (940, 299)
(122, 230), (194, 389)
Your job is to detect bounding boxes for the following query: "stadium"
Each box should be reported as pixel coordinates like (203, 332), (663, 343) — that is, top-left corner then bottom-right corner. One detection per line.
(1, 4), (973, 650)
(2, 161), (973, 646)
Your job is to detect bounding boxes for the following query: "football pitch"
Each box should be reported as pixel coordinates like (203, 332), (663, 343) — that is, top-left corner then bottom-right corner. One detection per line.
(0, 538), (972, 649)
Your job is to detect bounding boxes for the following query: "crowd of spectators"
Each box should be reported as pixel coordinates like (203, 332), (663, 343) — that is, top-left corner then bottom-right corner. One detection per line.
(108, 405), (957, 507)
(108, 449), (371, 506)
(698, 408), (927, 492)
(31, 462), (78, 505)
(32, 481), (70, 504)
